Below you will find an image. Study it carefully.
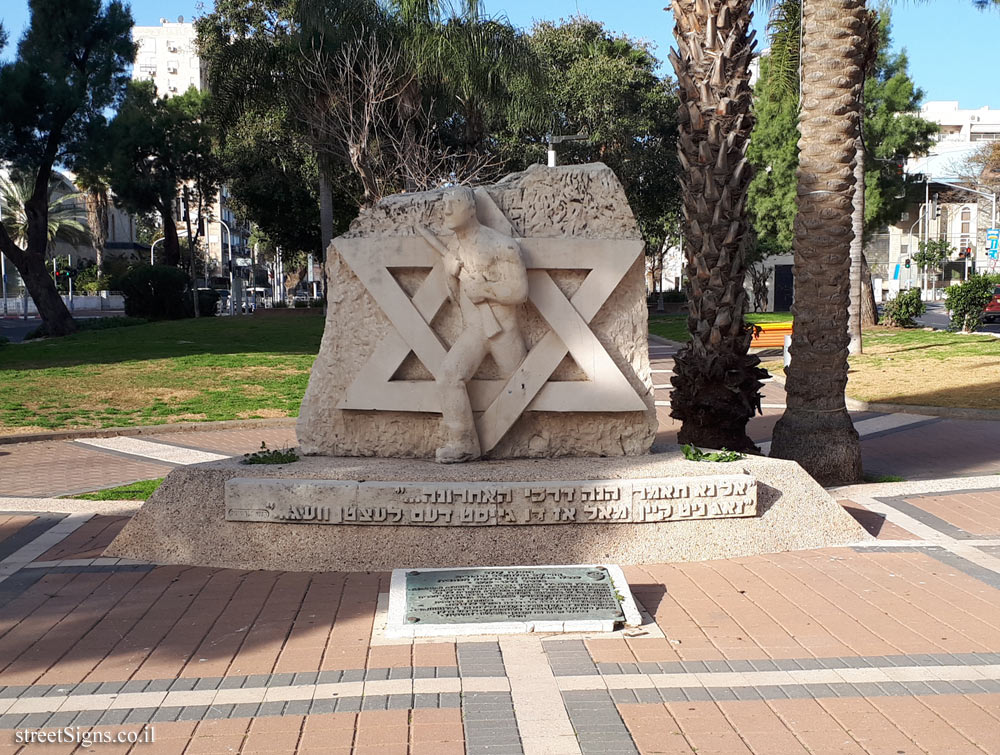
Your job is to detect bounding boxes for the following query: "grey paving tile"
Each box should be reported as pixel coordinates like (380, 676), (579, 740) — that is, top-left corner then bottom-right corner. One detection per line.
(774, 659), (802, 671)
(732, 686), (763, 701)
(682, 687), (712, 702)
(796, 659), (825, 671)
(243, 673), (271, 688)
(45, 711), (78, 728)
(727, 660), (755, 673)
(949, 653), (983, 665)
(231, 703), (260, 718)
(317, 670), (342, 684)
(413, 666), (435, 679)
(144, 679), (172, 693)
(340, 669), (365, 683)
(167, 678), (197, 692)
(413, 693), (438, 708)
(849, 683), (886, 697)
(948, 679), (987, 694)
(596, 662), (621, 675)
(634, 688), (663, 704)
(364, 667), (390, 681)
(124, 707), (157, 724)
(194, 676), (223, 691)
(707, 687), (738, 702)
(218, 676), (246, 690)
(754, 686), (788, 700)
(69, 682), (102, 696)
(268, 672), (295, 687)
(436, 666), (459, 678)
(974, 679), (1000, 694)
(388, 694), (413, 709)
(284, 699), (311, 716)
(973, 652), (1000, 665)
(636, 662), (662, 675)
(361, 694), (387, 711)
(205, 703), (235, 720)
(803, 683), (836, 698)
(388, 667), (411, 680)
(440, 692), (461, 708)
(906, 654), (942, 667)
(121, 679), (150, 694)
(609, 688), (638, 703)
(780, 685), (812, 699)
(680, 660), (708, 673)
(98, 709), (129, 725)
(922, 680), (959, 695)
(704, 660), (731, 673)
(292, 671), (318, 686)
(0, 713), (25, 729)
(257, 700), (285, 716)
(658, 661), (685, 674)
(43, 684), (71, 696)
(827, 683), (859, 697)
(900, 681), (935, 695)
(884, 655), (913, 667)
(97, 681), (126, 695)
(73, 710), (104, 726)
(618, 663), (639, 675)
(562, 690), (612, 702)
(819, 657), (849, 670)
(20, 712), (52, 728)
(657, 688), (687, 702)
(0, 686), (28, 699)
(309, 698), (337, 715)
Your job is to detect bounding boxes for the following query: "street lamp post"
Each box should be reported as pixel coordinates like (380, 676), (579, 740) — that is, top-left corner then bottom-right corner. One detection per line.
(219, 219), (235, 316)
(907, 207), (924, 291)
(934, 180), (998, 275)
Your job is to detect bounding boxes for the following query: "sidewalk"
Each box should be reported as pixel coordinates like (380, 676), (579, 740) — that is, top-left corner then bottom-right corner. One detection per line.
(0, 346), (998, 753)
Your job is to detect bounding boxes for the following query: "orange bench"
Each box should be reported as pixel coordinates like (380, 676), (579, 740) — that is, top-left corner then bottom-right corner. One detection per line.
(749, 322), (793, 348)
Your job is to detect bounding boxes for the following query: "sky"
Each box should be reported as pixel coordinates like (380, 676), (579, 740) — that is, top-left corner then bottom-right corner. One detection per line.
(2, 0), (998, 109)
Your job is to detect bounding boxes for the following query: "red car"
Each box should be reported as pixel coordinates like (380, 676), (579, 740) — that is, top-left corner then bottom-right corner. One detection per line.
(985, 285), (1000, 323)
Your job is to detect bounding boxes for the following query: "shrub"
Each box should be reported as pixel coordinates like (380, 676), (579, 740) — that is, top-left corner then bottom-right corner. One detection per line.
(196, 288), (220, 316)
(647, 289), (686, 304)
(309, 298), (324, 308)
(272, 300), (288, 309)
(944, 273), (1000, 333)
(882, 288), (925, 328)
(293, 299), (308, 308)
(120, 265), (191, 320)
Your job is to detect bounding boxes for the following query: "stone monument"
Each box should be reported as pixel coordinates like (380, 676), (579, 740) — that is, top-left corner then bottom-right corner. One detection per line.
(107, 163), (870, 572)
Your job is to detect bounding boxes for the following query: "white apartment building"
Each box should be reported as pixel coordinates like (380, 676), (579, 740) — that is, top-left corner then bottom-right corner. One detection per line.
(132, 18), (249, 282)
(876, 101), (1000, 295)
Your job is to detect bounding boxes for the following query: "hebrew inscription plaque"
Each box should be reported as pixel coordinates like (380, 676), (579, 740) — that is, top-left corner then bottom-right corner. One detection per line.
(404, 566), (626, 625)
(224, 474), (758, 525)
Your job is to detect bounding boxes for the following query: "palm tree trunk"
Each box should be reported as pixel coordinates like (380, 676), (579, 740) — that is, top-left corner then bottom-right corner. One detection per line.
(770, 0), (865, 485)
(667, 0), (767, 452)
(848, 136), (864, 354)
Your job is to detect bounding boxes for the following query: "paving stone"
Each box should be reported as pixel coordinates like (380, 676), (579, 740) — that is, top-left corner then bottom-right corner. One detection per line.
(796, 659), (824, 671)
(774, 659), (802, 671)
(231, 703), (260, 718)
(340, 669), (365, 683)
(681, 661), (708, 673)
(361, 695), (387, 710)
(683, 688), (712, 702)
(413, 666), (435, 679)
(144, 679), (173, 693)
(948, 679), (987, 694)
(387, 667), (411, 680)
(20, 713), (52, 728)
(194, 676), (223, 691)
(44, 684), (73, 696)
(436, 666), (459, 678)
(151, 706), (183, 723)
(732, 686), (763, 701)
(803, 683), (836, 698)
(658, 662), (685, 674)
(849, 683), (886, 697)
(268, 672), (295, 686)
(754, 686), (788, 700)
(780, 685), (812, 699)
(315, 670), (341, 684)
(167, 678), (197, 692)
(292, 671), (318, 686)
(243, 673), (271, 688)
(974, 679), (1000, 693)
(901, 681), (935, 695)
(708, 687), (738, 701)
(125, 707), (157, 724)
(309, 698), (337, 715)
(907, 654), (943, 667)
(69, 682), (102, 696)
(364, 667), (390, 681)
(121, 679), (150, 694)
(257, 700), (285, 716)
(819, 657), (848, 669)
(704, 660), (731, 673)
(413, 692), (438, 708)
(97, 681), (126, 694)
(72, 710), (104, 726)
(284, 699), (311, 716)
(727, 659), (755, 673)
(636, 662), (662, 674)
(609, 689), (638, 703)
(205, 703), (235, 720)
(440, 692), (461, 708)
(657, 688), (687, 702)
(922, 681), (959, 695)
(218, 676), (247, 690)
(45, 711), (78, 728)
(98, 709), (130, 725)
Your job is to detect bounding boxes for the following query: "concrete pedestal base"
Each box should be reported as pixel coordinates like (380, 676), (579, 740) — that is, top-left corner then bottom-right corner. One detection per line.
(106, 448), (871, 571)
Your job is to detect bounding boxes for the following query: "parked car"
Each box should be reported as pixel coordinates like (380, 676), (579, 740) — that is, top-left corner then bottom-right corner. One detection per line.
(984, 285), (1000, 323)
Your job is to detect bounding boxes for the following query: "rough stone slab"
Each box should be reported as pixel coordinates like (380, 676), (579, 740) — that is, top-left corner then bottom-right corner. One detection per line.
(106, 450), (871, 571)
(224, 475), (756, 525)
(296, 163), (658, 460)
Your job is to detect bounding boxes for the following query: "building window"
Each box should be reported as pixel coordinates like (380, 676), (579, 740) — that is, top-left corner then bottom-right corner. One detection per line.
(971, 132), (1000, 142)
(961, 207), (971, 236)
(167, 59), (179, 73)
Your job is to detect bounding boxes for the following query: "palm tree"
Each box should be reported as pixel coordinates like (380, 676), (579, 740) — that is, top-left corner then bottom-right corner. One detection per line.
(667, 0), (767, 452)
(768, 0), (868, 485)
(0, 174), (91, 252)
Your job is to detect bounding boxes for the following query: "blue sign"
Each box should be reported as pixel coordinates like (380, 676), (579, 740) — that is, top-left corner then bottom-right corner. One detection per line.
(988, 229), (999, 260)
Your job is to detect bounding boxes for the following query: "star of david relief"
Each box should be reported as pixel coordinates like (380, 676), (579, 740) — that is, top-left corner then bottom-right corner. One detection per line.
(337, 188), (647, 454)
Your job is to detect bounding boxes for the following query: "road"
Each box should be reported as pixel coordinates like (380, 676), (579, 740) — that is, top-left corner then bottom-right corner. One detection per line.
(917, 301), (1000, 333)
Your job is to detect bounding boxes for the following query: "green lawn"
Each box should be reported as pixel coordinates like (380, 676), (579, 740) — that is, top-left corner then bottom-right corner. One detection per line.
(764, 327), (1000, 410)
(69, 478), (164, 501)
(0, 314), (324, 434)
(649, 312), (793, 343)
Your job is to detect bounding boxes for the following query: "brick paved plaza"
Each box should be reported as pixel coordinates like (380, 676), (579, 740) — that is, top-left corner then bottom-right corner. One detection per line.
(0, 344), (999, 754)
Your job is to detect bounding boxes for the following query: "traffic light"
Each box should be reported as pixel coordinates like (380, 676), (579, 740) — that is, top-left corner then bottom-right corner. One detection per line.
(904, 258), (911, 269)
(932, 193), (941, 219)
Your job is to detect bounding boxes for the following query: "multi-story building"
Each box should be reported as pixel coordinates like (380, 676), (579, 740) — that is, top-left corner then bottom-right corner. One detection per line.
(132, 18), (250, 283)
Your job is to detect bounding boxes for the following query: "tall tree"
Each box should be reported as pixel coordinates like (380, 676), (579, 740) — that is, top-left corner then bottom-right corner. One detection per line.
(769, 0), (867, 485)
(0, 0), (134, 336)
(667, 0), (767, 452)
(106, 81), (219, 270)
(498, 17), (680, 252)
(0, 175), (91, 252)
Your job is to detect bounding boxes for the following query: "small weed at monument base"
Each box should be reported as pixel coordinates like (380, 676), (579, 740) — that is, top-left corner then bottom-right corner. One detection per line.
(681, 444), (745, 463)
(242, 442), (299, 465)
